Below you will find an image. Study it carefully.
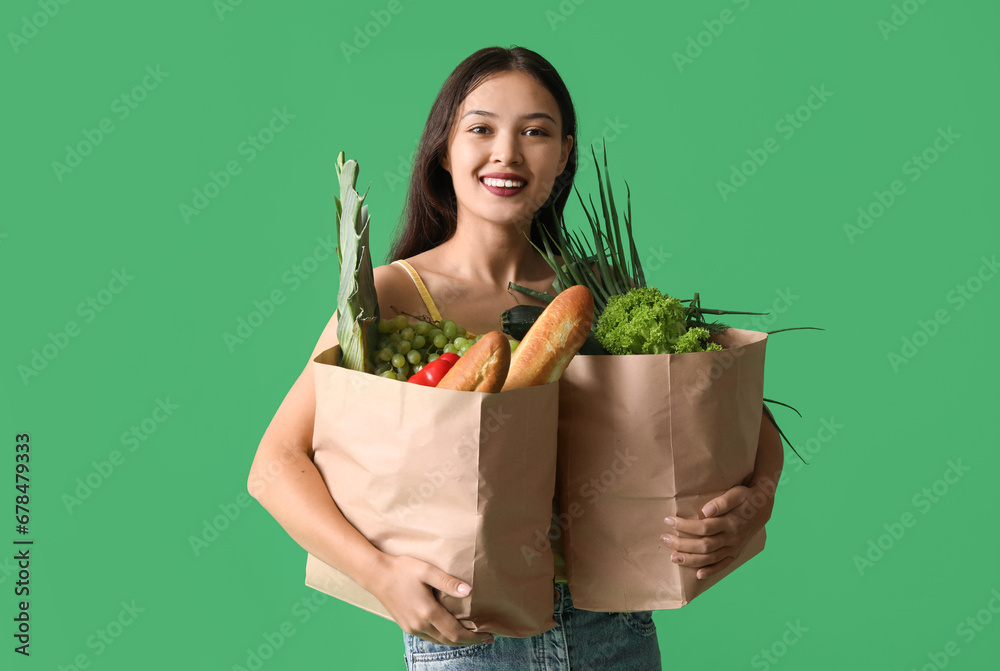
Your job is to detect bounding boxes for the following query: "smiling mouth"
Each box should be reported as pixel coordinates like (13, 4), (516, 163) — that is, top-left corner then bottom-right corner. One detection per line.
(480, 177), (527, 196)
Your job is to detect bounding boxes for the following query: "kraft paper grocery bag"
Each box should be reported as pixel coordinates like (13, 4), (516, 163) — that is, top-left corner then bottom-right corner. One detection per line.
(557, 328), (768, 611)
(305, 346), (559, 638)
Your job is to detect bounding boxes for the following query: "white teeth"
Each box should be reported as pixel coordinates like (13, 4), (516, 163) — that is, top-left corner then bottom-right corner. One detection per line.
(482, 177), (525, 188)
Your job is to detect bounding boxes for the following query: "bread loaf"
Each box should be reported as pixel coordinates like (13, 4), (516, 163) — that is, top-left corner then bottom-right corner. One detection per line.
(501, 285), (594, 391)
(436, 331), (510, 393)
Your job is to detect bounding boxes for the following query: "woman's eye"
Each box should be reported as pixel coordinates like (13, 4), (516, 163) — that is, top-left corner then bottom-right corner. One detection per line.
(468, 126), (548, 136)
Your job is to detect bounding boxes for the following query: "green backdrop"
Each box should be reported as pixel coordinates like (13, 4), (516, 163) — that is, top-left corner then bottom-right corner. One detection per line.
(4, 0), (998, 668)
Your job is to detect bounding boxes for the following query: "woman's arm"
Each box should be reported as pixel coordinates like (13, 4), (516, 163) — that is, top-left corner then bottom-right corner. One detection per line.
(247, 266), (494, 647)
(247, 311), (388, 589)
(660, 408), (784, 579)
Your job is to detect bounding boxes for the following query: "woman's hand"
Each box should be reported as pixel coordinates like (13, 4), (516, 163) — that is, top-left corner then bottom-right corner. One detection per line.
(660, 483), (771, 579)
(368, 555), (495, 647)
(660, 408), (784, 579)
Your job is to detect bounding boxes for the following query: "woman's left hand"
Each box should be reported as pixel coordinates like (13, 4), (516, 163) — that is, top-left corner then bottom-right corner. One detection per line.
(660, 482), (771, 580)
(659, 408), (784, 579)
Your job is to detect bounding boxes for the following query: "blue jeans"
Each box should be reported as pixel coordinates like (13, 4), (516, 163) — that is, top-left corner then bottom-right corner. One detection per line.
(402, 581), (662, 670)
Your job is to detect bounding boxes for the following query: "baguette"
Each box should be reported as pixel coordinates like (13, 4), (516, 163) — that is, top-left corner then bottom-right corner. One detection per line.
(501, 285), (594, 391)
(436, 331), (510, 393)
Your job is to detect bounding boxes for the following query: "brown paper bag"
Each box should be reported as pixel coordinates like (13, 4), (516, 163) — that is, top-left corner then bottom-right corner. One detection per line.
(556, 328), (768, 611)
(304, 346), (559, 638)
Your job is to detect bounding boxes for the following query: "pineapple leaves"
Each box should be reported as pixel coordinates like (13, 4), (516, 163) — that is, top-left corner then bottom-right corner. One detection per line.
(334, 151), (380, 373)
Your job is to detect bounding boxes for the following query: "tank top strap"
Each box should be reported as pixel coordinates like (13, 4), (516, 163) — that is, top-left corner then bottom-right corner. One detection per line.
(392, 260), (443, 322)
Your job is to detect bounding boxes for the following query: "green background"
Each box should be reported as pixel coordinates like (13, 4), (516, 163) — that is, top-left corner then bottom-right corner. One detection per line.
(4, 0), (998, 668)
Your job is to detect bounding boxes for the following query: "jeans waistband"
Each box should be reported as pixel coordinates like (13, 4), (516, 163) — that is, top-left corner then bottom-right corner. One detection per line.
(553, 580), (573, 614)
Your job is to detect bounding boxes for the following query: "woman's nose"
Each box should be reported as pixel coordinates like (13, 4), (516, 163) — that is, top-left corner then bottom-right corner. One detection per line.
(490, 131), (523, 165)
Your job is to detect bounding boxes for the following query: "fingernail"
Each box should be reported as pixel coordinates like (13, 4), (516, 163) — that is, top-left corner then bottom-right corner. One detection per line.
(702, 502), (718, 517)
(457, 583), (471, 595)
(661, 535), (673, 545)
(664, 517), (676, 527)
(671, 553), (683, 564)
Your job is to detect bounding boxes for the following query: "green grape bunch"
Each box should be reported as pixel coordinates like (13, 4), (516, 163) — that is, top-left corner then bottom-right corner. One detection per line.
(371, 315), (519, 381)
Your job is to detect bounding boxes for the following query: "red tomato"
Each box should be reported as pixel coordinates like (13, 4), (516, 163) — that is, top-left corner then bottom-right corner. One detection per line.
(406, 353), (459, 387)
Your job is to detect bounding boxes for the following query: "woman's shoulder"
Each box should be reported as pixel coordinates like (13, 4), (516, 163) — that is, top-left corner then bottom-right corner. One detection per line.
(372, 261), (421, 319)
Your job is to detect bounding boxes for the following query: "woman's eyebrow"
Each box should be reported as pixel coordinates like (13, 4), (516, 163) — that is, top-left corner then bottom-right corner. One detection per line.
(460, 109), (557, 124)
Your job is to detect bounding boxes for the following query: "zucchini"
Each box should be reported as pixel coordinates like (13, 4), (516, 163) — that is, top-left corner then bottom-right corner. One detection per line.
(500, 305), (543, 340)
(499, 305), (610, 355)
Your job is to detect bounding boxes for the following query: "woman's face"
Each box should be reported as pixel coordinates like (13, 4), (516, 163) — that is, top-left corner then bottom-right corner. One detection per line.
(441, 70), (573, 231)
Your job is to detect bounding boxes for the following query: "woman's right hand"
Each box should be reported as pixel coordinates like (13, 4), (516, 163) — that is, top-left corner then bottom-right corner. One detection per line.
(369, 554), (495, 647)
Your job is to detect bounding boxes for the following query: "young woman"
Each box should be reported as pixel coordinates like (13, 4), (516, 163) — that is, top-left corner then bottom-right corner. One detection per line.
(249, 46), (781, 670)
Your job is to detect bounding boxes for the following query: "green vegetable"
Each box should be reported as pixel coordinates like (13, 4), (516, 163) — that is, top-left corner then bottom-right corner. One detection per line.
(527, 142), (644, 316)
(674, 327), (724, 353)
(500, 305), (610, 355)
(510, 141), (764, 332)
(334, 151), (380, 373)
(500, 305), (544, 341)
(595, 287), (721, 355)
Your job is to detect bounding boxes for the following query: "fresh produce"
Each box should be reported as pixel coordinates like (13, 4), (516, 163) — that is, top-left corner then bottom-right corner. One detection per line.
(595, 287), (722, 355)
(501, 305), (608, 355)
(334, 152), (380, 374)
(370, 314), (520, 382)
(406, 352), (459, 387)
(437, 332), (511, 393)
(506, 143), (767, 355)
(505, 142), (817, 461)
(371, 315), (469, 381)
(501, 285), (595, 392)
(673, 327), (722, 353)
(330, 152), (503, 380)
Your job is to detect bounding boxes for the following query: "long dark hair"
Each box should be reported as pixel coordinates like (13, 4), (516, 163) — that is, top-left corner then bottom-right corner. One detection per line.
(387, 46), (578, 262)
